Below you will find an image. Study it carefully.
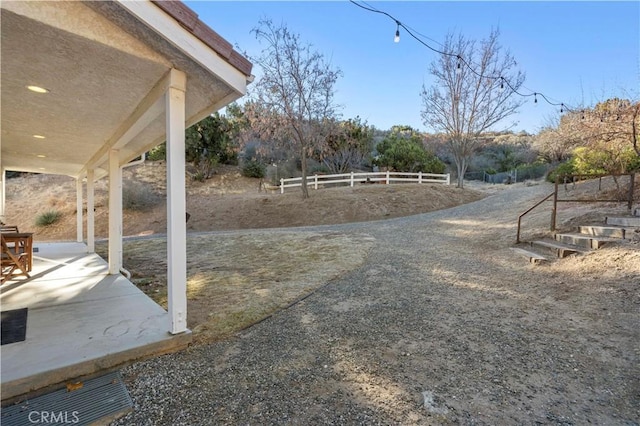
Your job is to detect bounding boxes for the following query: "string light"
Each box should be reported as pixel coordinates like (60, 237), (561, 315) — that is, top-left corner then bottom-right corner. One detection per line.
(349, 0), (577, 113)
(560, 103), (564, 113)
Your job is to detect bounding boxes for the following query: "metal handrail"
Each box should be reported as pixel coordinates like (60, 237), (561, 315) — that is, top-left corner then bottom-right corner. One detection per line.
(516, 192), (554, 243)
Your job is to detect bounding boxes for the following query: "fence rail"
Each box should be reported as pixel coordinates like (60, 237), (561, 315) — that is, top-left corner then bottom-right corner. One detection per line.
(280, 171), (450, 193)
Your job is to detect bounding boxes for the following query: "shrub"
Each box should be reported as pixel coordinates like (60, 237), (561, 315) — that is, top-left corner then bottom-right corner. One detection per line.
(36, 210), (62, 227)
(191, 170), (207, 183)
(376, 139), (446, 173)
(242, 160), (266, 178)
(147, 143), (166, 161)
(310, 164), (331, 175)
(547, 160), (576, 183)
(123, 180), (161, 211)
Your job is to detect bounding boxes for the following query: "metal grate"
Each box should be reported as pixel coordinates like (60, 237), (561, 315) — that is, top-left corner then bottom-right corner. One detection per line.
(1, 371), (133, 426)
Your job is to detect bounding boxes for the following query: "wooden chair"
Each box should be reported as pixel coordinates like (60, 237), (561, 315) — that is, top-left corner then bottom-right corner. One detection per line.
(1, 234), (30, 284)
(1, 225), (19, 233)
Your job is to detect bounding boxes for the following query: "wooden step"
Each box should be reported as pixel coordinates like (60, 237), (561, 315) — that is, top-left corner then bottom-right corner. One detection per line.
(578, 225), (626, 239)
(555, 233), (611, 249)
(530, 240), (586, 258)
(606, 216), (640, 227)
(511, 247), (548, 264)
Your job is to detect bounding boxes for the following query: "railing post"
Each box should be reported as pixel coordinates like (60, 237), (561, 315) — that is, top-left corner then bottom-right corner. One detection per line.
(280, 178), (284, 194)
(314, 174), (318, 190)
(386, 170), (390, 185)
(629, 173), (635, 211)
(446, 173), (450, 185)
(350, 172), (354, 187)
(551, 177), (559, 231)
(418, 171), (422, 184)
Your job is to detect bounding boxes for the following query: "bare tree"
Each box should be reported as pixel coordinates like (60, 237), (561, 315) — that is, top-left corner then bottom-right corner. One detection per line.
(421, 29), (525, 188)
(581, 98), (640, 158)
(246, 19), (341, 198)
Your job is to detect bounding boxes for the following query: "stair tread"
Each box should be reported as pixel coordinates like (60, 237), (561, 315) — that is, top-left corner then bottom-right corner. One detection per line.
(532, 239), (587, 252)
(579, 225), (626, 230)
(556, 232), (616, 241)
(511, 247), (548, 262)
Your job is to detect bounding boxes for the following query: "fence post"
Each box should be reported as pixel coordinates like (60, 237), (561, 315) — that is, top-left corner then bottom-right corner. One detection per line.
(386, 170), (390, 184)
(314, 174), (318, 190)
(418, 171), (422, 184)
(446, 173), (450, 185)
(280, 178), (284, 194)
(350, 172), (354, 187)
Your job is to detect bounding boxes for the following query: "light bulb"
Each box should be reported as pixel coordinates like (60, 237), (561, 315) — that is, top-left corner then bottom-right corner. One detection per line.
(394, 22), (400, 43)
(534, 93), (537, 104)
(499, 78), (504, 92)
(560, 104), (564, 113)
(456, 57), (462, 74)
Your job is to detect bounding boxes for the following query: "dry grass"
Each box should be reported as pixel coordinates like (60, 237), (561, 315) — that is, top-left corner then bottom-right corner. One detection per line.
(97, 231), (375, 344)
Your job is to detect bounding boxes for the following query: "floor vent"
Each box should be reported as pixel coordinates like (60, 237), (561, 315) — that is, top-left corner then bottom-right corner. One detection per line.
(1, 371), (132, 425)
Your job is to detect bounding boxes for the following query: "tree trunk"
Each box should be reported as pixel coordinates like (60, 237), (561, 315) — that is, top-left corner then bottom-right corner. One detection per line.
(455, 156), (467, 189)
(300, 148), (309, 199)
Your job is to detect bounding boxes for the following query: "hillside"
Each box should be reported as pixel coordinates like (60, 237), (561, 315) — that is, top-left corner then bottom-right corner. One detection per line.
(3, 162), (489, 241)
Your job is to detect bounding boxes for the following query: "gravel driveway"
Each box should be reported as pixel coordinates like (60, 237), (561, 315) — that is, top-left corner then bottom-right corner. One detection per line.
(113, 182), (639, 425)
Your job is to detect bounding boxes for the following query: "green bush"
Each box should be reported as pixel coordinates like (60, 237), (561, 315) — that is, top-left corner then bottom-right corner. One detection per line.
(547, 161), (576, 183)
(242, 160), (266, 178)
(147, 143), (166, 161)
(376, 138), (445, 173)
(36, 210), (62, 227)
(547, 146), (640, 182)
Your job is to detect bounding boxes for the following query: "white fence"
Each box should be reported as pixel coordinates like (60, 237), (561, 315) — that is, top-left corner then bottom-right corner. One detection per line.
(280, 171), (450, 193)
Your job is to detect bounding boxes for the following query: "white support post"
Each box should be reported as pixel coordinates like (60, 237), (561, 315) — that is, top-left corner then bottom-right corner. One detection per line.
(166, 69), (188, 334)
(314, 175), (318, 190)
(87, 169), (95, 253)
(76, 178), (83, 243)
(280, 178), (284, 194)
(418, 171), (423, 184)
(446, 173), (451, 185)
(350, 172), (354, 187)
(386, 170), (390, 185)
(108, 149), (122, 274)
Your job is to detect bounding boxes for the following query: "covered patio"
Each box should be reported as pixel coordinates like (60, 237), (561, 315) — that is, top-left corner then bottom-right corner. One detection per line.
(1, 242), (191, 401)
(1, 0), (252, 401)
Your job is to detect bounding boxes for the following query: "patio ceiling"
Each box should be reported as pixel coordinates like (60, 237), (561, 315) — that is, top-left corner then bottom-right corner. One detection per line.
(1, 0), (252, 180)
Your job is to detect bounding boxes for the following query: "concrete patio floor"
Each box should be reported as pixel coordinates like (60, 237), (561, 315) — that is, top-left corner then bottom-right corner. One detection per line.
(1, 242), (191, 402)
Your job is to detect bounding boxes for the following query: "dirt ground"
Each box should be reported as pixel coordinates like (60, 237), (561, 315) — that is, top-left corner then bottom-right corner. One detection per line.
(4, 165), (639, 424)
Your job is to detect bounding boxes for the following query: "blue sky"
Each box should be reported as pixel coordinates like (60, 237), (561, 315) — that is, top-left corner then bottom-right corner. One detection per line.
(185, 1), (639, 134)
